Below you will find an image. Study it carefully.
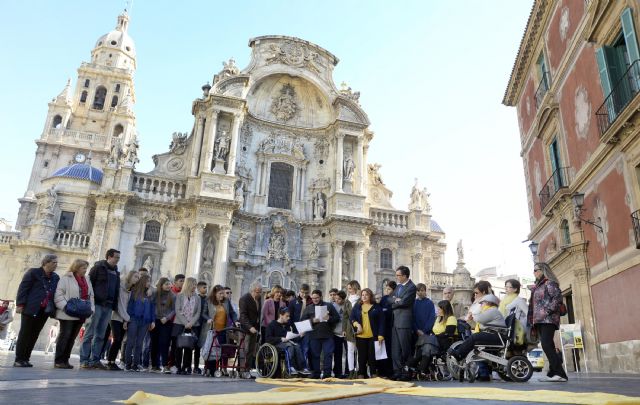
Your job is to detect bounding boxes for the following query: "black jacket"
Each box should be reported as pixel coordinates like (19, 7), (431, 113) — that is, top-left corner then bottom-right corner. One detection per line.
(238, 292), (261, 332)
(300, 300), (340, 340)
(265, 319), (293, 346)
(16, 267), (60, 317)
(89, 260), (120, 310)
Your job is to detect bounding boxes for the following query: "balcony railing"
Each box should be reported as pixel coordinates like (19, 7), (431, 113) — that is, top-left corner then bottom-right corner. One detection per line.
(370, 208), (408, 230)
(534, 71), (551, 108)
(131, 174), (187, 202)
(539, 167), (570, 211)
(430, 272), (454, 287)
(632, 210), (640, 249)
(54, 230), (90, 248)
(596, 59), (640, 137)
(0, 231), (19, 245)
(48, 128), (116, 149)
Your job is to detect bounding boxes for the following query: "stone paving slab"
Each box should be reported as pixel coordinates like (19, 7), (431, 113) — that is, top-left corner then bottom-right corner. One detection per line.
(1, 351), (639, 404)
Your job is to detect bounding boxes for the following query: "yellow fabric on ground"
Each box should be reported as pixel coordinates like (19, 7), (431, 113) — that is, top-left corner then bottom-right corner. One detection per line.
(118, 385), (383, 405)
(388, 386), (640, 405)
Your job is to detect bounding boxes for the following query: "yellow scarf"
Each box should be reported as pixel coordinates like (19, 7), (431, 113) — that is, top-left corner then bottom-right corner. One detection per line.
(499, 293), (517, 316)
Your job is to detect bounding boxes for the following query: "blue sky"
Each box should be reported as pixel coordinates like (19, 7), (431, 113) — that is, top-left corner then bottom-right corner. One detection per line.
(0, 0), (535, 277)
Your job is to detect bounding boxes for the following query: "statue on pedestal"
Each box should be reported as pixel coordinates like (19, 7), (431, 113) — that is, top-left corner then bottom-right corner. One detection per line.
(214, 131), (231, 161)
(313, 192), (326, 220)
(343, 153), (355, 181)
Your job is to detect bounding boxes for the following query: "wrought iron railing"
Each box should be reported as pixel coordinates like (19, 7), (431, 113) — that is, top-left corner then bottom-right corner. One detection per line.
(535, 71), (551, 108)
(539, 167), (570, 211)
(632, 210), (640, 249)
(596, 59), (640, 137)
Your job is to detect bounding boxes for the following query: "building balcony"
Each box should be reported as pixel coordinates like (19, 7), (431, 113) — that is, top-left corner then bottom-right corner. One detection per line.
(632, 209), (640, 249)
(370, 208), (408, 231)
(48, 128), (115, 150)
(430, 272), (454, 288)
(0, 231), (19, 245)
(596, 60), (640, 141)
(539, 167), (571, 212)
(534, 71), (551, 108)
(54, 230), (90, 249)
(131, 174), (187, 202)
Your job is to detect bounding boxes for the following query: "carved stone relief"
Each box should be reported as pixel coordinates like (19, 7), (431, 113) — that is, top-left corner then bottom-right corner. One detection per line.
(270, 83), (298, 122)
(265, 40), (324, 73)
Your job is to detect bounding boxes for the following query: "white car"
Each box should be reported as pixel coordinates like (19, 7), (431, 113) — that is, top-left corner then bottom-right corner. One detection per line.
(527, 348), (544, 372)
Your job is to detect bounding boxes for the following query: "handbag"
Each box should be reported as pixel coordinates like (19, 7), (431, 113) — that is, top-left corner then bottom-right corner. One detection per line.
(65, 298), (93, 318)
(177, 331), (197, 349)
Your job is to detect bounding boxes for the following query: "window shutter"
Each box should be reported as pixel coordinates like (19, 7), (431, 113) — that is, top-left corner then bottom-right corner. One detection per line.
(622, 8), (640, 63)
(595, 47), (613, 96)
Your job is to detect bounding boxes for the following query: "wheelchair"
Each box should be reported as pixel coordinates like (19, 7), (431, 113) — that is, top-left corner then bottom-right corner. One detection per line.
(445, 312), (534, 383)
(255, 342), (295, 379)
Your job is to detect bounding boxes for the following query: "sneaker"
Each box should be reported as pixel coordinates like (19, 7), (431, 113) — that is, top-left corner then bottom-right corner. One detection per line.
(150, 367), (162, 373)
(93, 362), (108, 371)
(138, 366), (149, 372)
(54, 363), (74, 369)
(107, 362), (122, 371)
(538, 374), (567, 382)
(289, 367), (299, 375)
(300, 368), (312, 375)
(79, 363), (93, 369)
(162, 366), (172, 374)
(13, 361), (29, 367)
(124, 365), (137, 372)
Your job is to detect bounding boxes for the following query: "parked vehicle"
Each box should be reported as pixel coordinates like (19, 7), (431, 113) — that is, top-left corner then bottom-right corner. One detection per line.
(527, 348), (544, 372)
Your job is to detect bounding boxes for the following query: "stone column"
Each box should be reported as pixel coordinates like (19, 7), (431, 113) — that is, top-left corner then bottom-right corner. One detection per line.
(332, 240), (344, 289)
(88, 199), (111, 262)
(413, 252), (424, 284)
(261, 162), (270, 195)
(203, 110), (219, 173)
(104, 216), (124, 252)
(234, 267), (245, 299)
(356, 137), (364, 194)
(227, 113), (243, 176)
(190, 117), (205, 176)
(335, 133), (344, 192)
(186, 224), (205, 277)
(175, 225), (190, 277)
(573, 264), (600, 371)
(213, 224), (231, 286)
(355, 242), (367, 287)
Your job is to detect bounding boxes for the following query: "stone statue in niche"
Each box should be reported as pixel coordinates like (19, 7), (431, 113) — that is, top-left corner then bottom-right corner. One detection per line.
(118, 88), (133, 114)
(270, 83), (298, 122)
(267, 217), (289, 261)
(342, 250), (351, 281)
(108, 139), (123, 165)
(142, 255), (154, 272)
(235, 181), (245, 206)
(44, 186), (57, 215)
(202, 234), (216, 266)
(214, 131), (231, 160)
(309, 239), (319, 261)
(124, 133), (140, 167)
(313, 192), (326, 220)
(343, 152), (355, 181)
(237, 232), (248, 252)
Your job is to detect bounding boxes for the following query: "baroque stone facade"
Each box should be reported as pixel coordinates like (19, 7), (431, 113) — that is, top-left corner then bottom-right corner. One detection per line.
(0, 14), (471, 310)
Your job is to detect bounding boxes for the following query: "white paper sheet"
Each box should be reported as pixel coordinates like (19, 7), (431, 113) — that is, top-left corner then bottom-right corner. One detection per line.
(375, 340), (387, 360)
(315, 305), (328, 322)
(294, 320), (313, 334)
(285, 331), (299, 340)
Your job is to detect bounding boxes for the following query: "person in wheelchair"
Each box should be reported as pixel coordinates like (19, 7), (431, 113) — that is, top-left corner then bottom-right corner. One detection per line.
(407, 300), (459, 379)
(447, 294), (505, 361)
(265, 307), (310, 376)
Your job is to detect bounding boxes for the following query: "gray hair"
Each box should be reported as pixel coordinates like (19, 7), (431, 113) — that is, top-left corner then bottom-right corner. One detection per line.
(41, 254), (58, 266)
(534, 262), (559, 283)
(250, 281), (262, 292)
(443, 286), (454, 294)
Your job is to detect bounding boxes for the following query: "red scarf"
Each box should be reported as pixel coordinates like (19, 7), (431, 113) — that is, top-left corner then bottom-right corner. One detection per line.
(75, 274), (89, 300)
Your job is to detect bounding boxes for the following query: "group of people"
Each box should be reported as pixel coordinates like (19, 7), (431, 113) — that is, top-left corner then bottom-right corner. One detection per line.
(10, 251), (568, 383)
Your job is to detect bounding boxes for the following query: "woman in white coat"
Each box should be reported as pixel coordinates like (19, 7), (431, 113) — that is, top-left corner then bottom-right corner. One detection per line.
(54, 259), (94, 369)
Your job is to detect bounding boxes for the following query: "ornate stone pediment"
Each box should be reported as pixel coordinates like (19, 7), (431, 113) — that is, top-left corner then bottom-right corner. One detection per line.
(257, 131), (306, 160)
(334, 98), (370, 126)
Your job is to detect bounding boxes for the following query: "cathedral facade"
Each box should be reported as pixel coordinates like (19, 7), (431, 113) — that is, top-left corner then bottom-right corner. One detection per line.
(0, 13), (472, 304)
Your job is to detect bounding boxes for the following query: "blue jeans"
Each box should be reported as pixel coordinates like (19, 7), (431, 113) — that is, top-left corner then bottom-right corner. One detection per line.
(141, 331), (151, 367)
(309, 337), (334, 378)
(124, 319), (149, 367)
(300, 334), (310, 369)
(80, 304), (112, 365)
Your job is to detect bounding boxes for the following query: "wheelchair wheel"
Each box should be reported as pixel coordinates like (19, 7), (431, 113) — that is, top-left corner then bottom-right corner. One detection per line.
(257, 344), (278, 378)
(506, 356), (533, 382)
(213, 370), (223, 378)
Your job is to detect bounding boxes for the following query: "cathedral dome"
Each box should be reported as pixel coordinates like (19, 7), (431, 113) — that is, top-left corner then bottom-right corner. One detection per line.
(92, 12), (136, 69)
(50, 163), (103, 184)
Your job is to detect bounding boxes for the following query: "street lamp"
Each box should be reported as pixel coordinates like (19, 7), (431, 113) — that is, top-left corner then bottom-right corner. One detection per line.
(528, 241), (539, 256)
(571, 192), (610, 270)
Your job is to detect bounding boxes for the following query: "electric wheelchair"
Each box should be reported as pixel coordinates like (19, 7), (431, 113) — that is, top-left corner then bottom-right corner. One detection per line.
(445, 311), (534, 383)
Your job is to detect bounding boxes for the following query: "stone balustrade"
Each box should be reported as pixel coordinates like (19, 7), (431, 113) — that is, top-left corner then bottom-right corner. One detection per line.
(370, 208), (408, 230)
(430, 272), (454, 287)
(131, 174), (187, 202)
(0, 231), (19, 245)
(54, 230), (90, 248)
(48, 128), (115, 150)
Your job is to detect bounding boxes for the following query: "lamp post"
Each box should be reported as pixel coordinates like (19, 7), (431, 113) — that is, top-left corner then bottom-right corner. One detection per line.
(528, 241), (539, 262)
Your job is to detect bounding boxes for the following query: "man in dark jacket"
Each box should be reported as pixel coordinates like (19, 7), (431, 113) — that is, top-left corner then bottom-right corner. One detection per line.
(300, 289), (340, 379)
(288, 284), (311, 367)
(80, 249), (120, 369)
(14, 254), (60, 367)
(265, 307), (309, 375)
(391, 265), (416, 380)
(239, 282), (262, 372)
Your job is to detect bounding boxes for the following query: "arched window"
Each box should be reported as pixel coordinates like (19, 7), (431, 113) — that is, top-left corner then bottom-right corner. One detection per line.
(52, 115), (62, 128)
(560, 219), (571, 246)
(268, 162), (294, 210)
(115, 84), (121, 93)
(380, 248), (392, 269)
(113, 124), (124, 137)
(111, 95), (119, 108)
(80, 91), (88, 103)
(84, 79), (90, 88)
(92, 86), (107, 110)
(143, 220), (161, 242)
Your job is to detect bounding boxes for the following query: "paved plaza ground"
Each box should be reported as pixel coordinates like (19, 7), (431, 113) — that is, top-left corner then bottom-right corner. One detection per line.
(1, 351), (639, 404)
